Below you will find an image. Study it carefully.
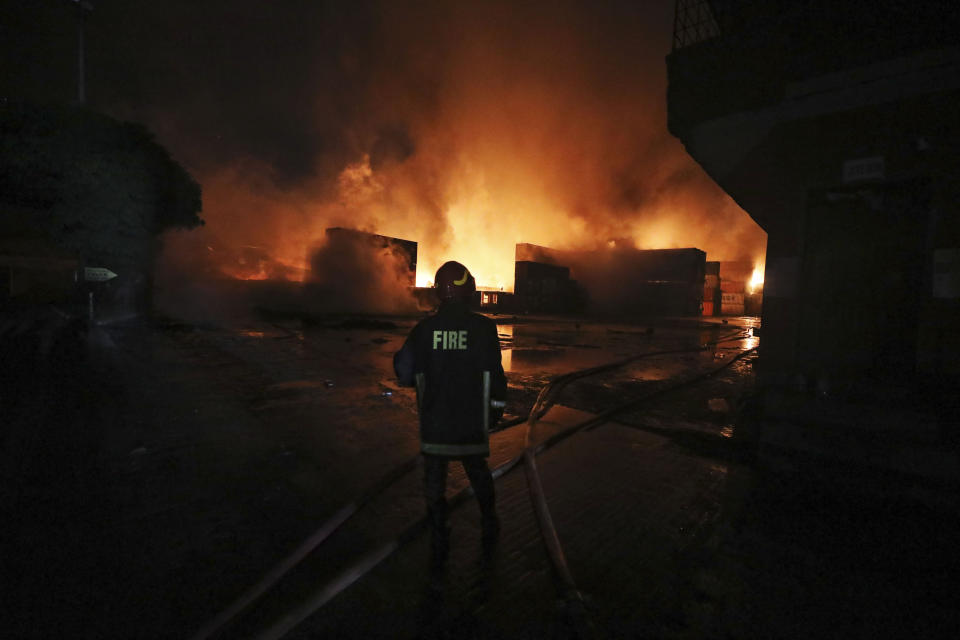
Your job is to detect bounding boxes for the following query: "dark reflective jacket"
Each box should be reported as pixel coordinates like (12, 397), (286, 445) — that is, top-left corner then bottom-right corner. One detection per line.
(394, 302), (506, 456)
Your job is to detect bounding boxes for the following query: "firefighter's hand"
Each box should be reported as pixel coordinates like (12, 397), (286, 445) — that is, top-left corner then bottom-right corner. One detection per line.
(393, 344), (416, 387)
(490, 399), (505, 429)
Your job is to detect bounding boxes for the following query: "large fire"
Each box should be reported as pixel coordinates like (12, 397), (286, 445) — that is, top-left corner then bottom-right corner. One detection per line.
(163, 2), (769, 298)
(748, 264), (765, 293)
(201, 156), (764, 294)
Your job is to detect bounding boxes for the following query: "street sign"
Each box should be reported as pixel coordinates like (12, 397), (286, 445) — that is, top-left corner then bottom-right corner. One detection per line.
(84, 267), (117, 282)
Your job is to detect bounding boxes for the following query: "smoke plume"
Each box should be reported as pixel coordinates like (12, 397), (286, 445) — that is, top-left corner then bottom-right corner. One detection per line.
(27, 0), (767, 300)
(304, 232), (419, 315)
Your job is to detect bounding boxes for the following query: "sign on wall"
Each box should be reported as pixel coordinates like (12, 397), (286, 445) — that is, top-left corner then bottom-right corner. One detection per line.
(933, 249), (960, 299)
(842, 156), (885, 183)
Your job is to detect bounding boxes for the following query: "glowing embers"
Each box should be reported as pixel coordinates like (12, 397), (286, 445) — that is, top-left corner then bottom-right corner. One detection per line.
(228, 267), (270, 281)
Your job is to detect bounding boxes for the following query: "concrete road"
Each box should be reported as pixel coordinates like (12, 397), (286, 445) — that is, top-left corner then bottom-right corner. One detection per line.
(4, 312), (955, 639)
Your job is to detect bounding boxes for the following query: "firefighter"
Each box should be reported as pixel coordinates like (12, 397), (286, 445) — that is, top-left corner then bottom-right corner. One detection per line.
(394, 261), (507, 574)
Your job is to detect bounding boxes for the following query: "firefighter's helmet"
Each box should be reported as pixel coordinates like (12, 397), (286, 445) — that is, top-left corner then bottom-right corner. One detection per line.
(434, 261), (475, 302)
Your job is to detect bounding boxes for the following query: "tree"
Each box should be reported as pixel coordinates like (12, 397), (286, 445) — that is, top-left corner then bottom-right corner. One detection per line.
(0, 101), (202, 270)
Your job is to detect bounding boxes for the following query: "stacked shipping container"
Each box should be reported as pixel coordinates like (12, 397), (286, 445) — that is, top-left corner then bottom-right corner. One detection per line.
(514, 243), (705, 316)
(703, 261), (720, 316)
(719, 261), (752, 315)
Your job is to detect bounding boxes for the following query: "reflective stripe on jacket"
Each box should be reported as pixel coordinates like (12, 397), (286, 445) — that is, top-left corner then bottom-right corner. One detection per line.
(394, 301), (506, 457)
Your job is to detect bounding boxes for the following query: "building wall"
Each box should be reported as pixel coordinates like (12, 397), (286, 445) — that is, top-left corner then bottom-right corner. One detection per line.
(667, 4), (960, 476)
(702, 90), (960, 389)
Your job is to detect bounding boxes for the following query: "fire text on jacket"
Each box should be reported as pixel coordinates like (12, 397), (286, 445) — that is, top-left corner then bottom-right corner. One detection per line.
(433, 330), (468, 350)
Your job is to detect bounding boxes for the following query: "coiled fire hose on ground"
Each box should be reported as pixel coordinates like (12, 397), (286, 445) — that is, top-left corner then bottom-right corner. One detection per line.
(193, 328), (752, 640)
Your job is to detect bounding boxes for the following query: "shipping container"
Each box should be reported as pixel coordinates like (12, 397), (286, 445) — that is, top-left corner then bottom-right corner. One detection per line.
(514, 261), (571, 296)
(513, 261), (582, 313)
(719, 261), (754, 283)
(324, 227), (418, 286)
(629, 281), (703, 316)
(623, 248), (705, 283)
(720, 279), (746, 293)
(705, 274), (720, 288)
(721, 292), (744, 304)
(702, 301), (715, 316)
(516, 244), (706, 285)
(514, 243), (704, 315)
(721, 303), (745, 315)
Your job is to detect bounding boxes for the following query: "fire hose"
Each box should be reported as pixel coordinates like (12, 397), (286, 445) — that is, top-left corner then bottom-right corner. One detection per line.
(192, 328), (752, 639)
(518, 344), (759, 638)
(252, 343), (757, 640)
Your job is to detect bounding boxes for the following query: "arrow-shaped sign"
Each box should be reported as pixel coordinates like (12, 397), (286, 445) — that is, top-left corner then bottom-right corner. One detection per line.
(84, 267), (118, 282)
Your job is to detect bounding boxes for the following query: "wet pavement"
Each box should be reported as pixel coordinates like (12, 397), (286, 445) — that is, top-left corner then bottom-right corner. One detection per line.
(4, 312), (958, 639)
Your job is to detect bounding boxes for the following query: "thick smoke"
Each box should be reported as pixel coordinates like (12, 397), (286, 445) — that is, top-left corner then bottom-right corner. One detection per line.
(51, 0), (766, 298)
(304, 232), (419, 315)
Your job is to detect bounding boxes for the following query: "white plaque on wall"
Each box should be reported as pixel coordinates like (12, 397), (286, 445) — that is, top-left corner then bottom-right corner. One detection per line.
(842, 156), (885, 183)
(933, 248), (960, 299)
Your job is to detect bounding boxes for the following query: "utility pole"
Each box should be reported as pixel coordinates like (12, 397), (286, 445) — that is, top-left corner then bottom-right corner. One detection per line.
(69, 1), (94, 104)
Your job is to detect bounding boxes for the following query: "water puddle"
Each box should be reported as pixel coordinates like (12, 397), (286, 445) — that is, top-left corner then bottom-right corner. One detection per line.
(501, 347), (618, 373)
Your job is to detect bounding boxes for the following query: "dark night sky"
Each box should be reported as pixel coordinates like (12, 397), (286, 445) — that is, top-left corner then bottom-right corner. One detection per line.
(2, 0), (766, 286)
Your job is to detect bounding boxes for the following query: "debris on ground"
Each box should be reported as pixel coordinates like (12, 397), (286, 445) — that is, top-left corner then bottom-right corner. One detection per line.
(708, 398), (731, 413)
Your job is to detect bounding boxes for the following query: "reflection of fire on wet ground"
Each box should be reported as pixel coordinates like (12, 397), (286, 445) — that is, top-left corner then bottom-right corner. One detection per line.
(497, 323), (622, 373)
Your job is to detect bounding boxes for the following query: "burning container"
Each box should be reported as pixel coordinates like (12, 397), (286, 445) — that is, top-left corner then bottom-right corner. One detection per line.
(580, 247), (706, 316)
(719, 261), (752, 292)
(322, 227), (417, 287)
(515, 243), (705, 316)
(718, 261), (762, 315)
(514, 260), (581, 313)
(304, 228), (419, 314)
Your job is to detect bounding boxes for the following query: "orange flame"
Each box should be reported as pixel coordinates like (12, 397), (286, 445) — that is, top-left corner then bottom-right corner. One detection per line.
(158, 3), (770, 298)
(197, 151), (766, 292)
(748, 264), (764, 293)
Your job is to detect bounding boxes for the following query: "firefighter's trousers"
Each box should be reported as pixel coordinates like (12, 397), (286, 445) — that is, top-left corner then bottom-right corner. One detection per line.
(423, 454), (497, 563)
